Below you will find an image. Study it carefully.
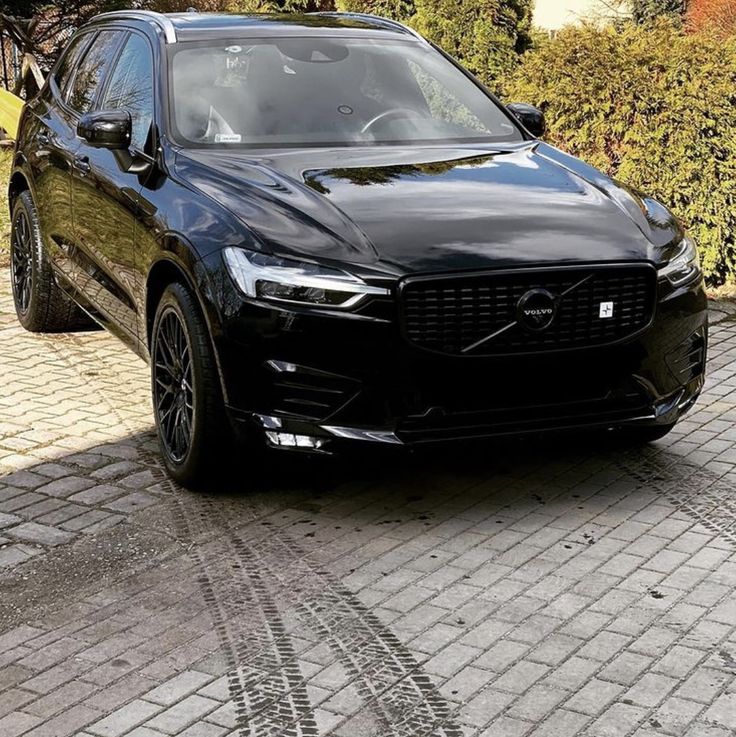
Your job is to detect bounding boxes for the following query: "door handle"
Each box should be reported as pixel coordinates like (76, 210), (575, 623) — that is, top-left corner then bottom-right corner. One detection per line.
(36, 131), (50, 146)
(74, 154), (91, 175)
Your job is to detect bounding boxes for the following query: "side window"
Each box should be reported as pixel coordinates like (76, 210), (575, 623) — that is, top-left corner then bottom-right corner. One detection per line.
(67, 31), (122, 115)
(54, 34), (90, 96)
(101, 33), (155, 151)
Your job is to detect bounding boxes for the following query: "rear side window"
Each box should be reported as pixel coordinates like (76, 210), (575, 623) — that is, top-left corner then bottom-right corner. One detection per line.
(67, 30), (123, 114)
(101, 33), (155, 150)
(54, 33), (90, 95)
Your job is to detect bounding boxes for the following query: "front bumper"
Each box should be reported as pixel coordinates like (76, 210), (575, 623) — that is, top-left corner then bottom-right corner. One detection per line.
(209, 266), (708, 453)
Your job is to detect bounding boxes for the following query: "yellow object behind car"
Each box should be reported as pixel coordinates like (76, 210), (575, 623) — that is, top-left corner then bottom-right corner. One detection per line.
(0, 88), (24, 140)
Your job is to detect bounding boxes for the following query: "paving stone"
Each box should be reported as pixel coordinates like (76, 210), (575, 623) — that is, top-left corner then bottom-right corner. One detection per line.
(0, 512), (22, 529)
(34, 477), (96, 499)
(5, 522), (74, 547)
(103, 492), (158, 514)
(0, 543), (40, 567)
(587, 702), (649, 737)
(204, 701), (238, 729)
(22, 703), (101, 737)
(143, 695), (219, 734)
(144, 671), (214, 706)
(493, 660), (549, 694)
(24, 680), (98, 718)
(526, 709), (590, 737)
(179, 724), (227, 737)
(703, 692), (736, 729)
(599, 652), (653, 686)
(88, 699), (162, 737)
(565, 678), (625, 715)
(0, 711), (42, 737)
(461, 688), (516, 728)
(425, 642), (482, 677)
(624, 672), (679, 707)
(69, 485), (126, 506)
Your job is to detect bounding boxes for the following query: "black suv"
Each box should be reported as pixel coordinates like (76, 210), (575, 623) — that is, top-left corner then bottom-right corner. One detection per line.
(9, 11), (707, 486)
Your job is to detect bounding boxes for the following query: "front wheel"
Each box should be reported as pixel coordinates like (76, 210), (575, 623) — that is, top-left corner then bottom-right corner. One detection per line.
(151, 282), (231, 488)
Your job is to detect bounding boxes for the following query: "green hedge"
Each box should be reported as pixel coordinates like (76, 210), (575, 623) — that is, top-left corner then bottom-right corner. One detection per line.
(336, 0), (533, 86)
(506, 22), (736, 285)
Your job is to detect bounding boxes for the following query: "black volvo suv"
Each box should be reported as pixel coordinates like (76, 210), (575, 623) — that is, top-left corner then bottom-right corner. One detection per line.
(9, 11), (707, 486)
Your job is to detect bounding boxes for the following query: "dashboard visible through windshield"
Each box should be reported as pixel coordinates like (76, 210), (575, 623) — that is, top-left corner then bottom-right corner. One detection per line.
(169, 36), (523, 147)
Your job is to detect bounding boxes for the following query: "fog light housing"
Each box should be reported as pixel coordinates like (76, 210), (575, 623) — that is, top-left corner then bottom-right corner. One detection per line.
(265, 431), (325, 449)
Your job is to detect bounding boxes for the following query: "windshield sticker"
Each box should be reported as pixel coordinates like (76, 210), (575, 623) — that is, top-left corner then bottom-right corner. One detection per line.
(214, 133), (242, 143)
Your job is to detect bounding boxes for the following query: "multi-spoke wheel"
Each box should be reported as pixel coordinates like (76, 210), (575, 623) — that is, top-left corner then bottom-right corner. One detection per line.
(10, 191), (91, 332)
(151, 282), (230, 487)
(153, 309), (194, 464)
(11, 207), (33, 316)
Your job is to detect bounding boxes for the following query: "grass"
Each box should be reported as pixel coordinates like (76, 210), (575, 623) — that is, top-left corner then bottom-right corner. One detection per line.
(0, 146), (11, 267)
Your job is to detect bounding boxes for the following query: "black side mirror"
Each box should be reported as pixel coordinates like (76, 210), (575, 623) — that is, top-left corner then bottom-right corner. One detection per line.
(77, 110), (132, 150)
(507, 102), (546, 139)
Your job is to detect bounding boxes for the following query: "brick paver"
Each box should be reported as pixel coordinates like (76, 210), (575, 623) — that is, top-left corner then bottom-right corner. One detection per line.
(0, 270), (735, 736)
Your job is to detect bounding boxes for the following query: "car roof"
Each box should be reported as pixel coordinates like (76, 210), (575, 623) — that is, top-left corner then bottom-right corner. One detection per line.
(87, 11), (424, 45)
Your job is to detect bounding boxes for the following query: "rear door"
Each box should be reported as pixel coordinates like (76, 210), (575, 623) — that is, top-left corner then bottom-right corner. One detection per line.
(68, 29), (149, 343)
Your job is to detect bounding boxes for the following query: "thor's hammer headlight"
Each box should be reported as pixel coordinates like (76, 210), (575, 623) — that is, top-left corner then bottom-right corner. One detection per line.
(223, 248), (389, 308)
(658, 236), (701, 287)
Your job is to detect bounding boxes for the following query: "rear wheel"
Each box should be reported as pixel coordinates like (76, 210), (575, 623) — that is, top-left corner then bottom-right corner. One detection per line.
(11, 191), (90, 332)
(151, 282), (231, 488)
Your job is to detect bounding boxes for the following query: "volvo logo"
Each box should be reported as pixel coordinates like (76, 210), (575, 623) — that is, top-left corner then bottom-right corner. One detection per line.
(516, 288), (557, 332)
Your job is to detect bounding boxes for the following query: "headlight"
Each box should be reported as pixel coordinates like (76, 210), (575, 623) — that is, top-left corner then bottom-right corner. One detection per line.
(223, 247), (390, 308)
(658, 236), (701, 287)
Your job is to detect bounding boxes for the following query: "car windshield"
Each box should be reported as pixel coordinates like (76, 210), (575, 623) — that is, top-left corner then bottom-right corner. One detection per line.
(169, 36), (523, 147)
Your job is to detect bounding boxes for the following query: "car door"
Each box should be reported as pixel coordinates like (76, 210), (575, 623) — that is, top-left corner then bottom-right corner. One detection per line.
(23, 32), (92, 267)
(92, 30), (157, 347)
(68, 28), (146, 344)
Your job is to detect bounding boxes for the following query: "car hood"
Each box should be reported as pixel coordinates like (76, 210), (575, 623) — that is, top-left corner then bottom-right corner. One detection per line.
(175, 142), (681, 275)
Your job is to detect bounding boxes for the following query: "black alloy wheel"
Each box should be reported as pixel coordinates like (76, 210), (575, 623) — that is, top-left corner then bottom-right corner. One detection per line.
(11, 206), (33, 316)
(153, 307), (194, 464)
(10, 191), (91, 333)
(151, 282), (231, 487)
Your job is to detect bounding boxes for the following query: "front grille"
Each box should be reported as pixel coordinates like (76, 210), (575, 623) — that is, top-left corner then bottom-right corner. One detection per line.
(400, 265), (657, 356)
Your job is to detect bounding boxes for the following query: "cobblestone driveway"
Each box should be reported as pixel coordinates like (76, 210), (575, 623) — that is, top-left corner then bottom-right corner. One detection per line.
(1, 271), (735, 737)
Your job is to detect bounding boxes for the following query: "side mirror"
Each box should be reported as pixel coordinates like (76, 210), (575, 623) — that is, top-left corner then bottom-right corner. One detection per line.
(77, 110), (132, 150)
(507, 102), (546, 139)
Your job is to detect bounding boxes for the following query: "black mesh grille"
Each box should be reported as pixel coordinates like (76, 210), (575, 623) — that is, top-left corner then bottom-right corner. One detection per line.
(400, 265), (657, 356)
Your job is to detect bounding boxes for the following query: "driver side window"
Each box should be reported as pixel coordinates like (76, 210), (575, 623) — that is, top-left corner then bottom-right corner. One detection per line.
(101, 33), (155, 151)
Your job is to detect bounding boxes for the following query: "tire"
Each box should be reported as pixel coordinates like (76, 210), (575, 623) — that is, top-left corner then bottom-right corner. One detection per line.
(151, 282), (231, 488)
(10, 190), (90, 332)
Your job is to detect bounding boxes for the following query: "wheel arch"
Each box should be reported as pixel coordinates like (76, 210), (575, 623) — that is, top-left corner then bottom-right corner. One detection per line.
(145, 242), (230, 405)
(8, 169), (31, 215)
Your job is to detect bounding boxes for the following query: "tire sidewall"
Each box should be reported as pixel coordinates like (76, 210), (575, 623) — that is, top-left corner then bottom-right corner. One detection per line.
(10, 193), (41, 327)
(151, 284), (211, 483)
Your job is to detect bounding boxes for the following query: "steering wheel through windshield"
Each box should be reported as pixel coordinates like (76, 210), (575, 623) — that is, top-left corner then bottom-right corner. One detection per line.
(360, 108), (425, 135)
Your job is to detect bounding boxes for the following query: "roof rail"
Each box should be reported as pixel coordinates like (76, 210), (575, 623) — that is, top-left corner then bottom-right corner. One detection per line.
(311, 12), (426, 44)
(92, 10), (177, 44)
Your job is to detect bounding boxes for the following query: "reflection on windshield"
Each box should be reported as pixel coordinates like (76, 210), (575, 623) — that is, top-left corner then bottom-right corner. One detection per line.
(170, 37), (521, 147)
